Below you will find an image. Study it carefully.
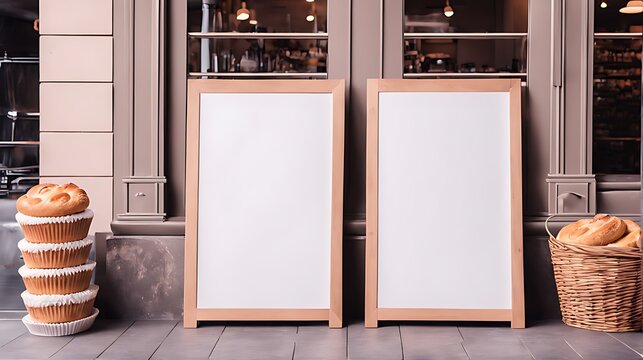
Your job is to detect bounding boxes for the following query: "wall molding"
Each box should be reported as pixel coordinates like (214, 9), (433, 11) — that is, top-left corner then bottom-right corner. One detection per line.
(113, 0), (167, 233)
(546, 0), (598, 216)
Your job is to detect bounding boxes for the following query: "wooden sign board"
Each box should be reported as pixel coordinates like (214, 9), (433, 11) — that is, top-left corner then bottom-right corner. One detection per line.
(365, 79), (524, 328)
(184, 79), (345, 328)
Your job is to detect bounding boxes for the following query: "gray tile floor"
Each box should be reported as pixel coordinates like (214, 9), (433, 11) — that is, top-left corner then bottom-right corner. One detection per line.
(0, 319), (642, 359)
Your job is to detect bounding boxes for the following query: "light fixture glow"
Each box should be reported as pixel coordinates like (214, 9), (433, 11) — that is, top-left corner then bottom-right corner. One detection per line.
(600, 1), (608, 8)
(306, 14), (315, 22)
(444, 0), (454, 17)
(236, 1), (250, 21)
(249, 9), (257, 25)
(620, 0), (643, 13)
(306, 0), (314, 2)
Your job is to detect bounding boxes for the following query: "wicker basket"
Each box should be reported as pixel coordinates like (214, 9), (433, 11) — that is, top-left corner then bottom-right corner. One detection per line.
(546, 217), (642, 332)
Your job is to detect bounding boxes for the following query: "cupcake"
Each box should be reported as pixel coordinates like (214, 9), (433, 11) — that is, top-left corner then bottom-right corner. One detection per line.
(19, 261), (96, 295)
(18, 237), (93, 269)
(16, 183), (93, 243)
(22, 308), (99, 337)
(21, 285), (99, 323)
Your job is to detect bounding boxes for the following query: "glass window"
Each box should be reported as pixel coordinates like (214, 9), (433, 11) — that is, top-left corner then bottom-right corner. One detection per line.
(187, 0), (328, 76)
(592, 1), (641, 175)
(403, 0), (528, 78)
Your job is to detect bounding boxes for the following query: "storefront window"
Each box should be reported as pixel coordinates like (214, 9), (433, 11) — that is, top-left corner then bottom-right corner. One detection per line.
(403, 0), (528, 79)
(187, 0), (328, 78)
(592, 1), (641, 175)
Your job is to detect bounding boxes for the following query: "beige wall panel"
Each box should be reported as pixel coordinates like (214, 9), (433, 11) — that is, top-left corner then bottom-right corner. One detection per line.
(40, 177), (113, 233)
(40, 133), (113, 176)
(40, 36), (113, 82)
(39, 0), (112, 35)
(40, 83), (113, 132)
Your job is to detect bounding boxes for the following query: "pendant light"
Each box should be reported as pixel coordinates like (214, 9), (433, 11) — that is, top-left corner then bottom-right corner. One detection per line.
(306, 1), (316, 24)
(600, 1), (607, 8)
(236, 1), (250, 21)
(444, 0), (455, 17)
(620, 0), (643, 13)
(249, 9), (257, 25)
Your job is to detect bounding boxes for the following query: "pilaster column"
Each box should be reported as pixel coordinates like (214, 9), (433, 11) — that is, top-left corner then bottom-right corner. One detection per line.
(547, 0), (596, 216)
(112, 0), (167, 233)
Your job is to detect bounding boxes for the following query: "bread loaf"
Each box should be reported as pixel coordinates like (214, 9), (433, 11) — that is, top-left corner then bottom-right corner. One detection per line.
(17, 183), (90, 217)
(608, 219), (641, 248)
(556, 219), (591, 243)
(559, 214), (626, 246)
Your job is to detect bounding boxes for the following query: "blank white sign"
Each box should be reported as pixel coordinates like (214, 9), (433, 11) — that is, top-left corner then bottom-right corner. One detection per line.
(197, 93), (333, 309)
(378, 91), (512, 309)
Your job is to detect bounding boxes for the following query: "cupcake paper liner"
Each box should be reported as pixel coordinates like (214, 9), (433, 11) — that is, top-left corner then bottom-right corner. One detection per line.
(22, 308), (99, 336)
(25, 299), (96, 323)
(21, 245), (91, 269)
(21, 268), (94, 295)
(20, 216), (93, 244)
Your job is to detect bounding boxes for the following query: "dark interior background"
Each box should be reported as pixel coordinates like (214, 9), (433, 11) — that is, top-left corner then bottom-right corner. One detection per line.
(0, 0), (38, 57)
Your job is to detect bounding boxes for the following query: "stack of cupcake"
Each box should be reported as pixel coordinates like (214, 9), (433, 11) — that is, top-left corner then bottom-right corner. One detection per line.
(16, 183), (100, 336)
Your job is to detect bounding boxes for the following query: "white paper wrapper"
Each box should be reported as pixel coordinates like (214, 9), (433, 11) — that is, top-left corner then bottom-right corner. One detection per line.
(22, 308), (99, 337)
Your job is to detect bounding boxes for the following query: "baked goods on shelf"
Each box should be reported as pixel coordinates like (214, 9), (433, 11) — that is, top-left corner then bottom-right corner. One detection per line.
(16, 209), (94, 244)
(19, 261), (96, 295)
(17, 183), (89, 217)
(608, 220), (641, 249)
(557, 214), (640, 248)
(21, 285), (98, 323)
(22, 308), (99, 337)
(16, 183), (93, 243)
(18, 237), (93, 269)
(16, 183), (99, 336)
(556, 218), (591, 243)
(570, 214), (625, 246)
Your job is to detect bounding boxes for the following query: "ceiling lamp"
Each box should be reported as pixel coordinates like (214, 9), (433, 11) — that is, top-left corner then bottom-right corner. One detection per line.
(600, 1), (607, 8)
(620, 0), (643, 13)
(306, 14), (315, 22)
(444, 0), (455, 17)
(236, 1), (250, 20)
(249, 9), (257, 25)
(306, 0), (314, 2)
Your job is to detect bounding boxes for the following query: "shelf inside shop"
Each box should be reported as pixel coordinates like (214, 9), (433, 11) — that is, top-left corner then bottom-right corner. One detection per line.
(593, 100), (640, 106)
(0, 165), (38, 172)
(595, 137), (641, 141)
(592, 36), (641, 174)
(594, 74), (641, 79)
(404, 72), (526, 78)
(594, 61), (642, 67)
(404, 32), (527, 40)
(594, 32), (643, 39)
(0, 141), (39, 147)
(403, 38), (527, 79)
(188, 72), (327, 79)
(188, 32), (328, 40)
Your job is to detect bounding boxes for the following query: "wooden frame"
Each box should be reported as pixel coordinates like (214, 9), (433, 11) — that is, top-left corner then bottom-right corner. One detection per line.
(365, 78), (524, 328)
(184, 79), (345, 328)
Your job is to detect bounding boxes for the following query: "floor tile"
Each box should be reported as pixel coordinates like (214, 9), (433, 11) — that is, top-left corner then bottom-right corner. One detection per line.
(210, 325), (297, 360)
(293, 324), (346, 360)
(347, 322), (402, 360)
(152, 323), (224, 360)
(459, 326), (532, 360)
(50, 320), (133, 360)
(400, 325), (468, 360)
(97, 320), (177, 360)
(0, 332), (73, 359)
(0, 321), (27, 348)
